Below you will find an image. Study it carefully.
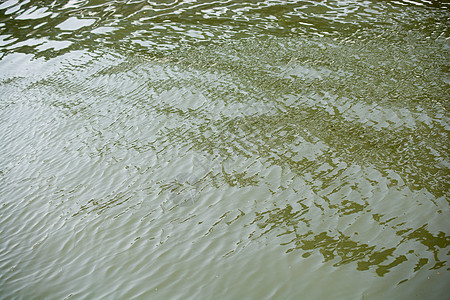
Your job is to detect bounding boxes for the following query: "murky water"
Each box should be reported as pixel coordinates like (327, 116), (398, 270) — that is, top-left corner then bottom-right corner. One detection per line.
(0, 1), (449, 299)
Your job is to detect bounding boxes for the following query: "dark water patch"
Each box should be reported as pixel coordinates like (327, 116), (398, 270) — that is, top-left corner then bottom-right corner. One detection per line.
(1, 0), (448, 59)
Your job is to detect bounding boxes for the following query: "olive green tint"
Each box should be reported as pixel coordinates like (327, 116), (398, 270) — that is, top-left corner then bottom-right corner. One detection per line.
(0, 1), (449, 299)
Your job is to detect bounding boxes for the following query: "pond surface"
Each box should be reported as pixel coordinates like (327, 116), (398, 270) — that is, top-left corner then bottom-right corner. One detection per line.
(0, 1), (449, 299)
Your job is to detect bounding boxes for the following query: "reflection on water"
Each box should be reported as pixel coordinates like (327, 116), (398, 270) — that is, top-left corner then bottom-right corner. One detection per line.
(1, 0), (449, 58)
(0, 0), (449, 299)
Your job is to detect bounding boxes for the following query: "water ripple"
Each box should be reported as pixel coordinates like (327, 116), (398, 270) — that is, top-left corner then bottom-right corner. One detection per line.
(0, 0), (448, 58)
(0, 3), (449, 299)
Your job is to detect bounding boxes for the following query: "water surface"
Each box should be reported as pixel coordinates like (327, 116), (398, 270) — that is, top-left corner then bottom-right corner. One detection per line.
(0, 1), (449, 299)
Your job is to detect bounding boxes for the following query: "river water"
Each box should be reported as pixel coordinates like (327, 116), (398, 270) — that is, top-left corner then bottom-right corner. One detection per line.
(0, 1), (449, 299)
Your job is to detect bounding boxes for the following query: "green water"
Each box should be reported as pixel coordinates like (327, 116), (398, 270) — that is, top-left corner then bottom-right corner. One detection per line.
(0, 1), (449, 299)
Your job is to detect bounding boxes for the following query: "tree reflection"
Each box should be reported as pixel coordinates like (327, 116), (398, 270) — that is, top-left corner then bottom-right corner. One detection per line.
(252, 202), (448, 277)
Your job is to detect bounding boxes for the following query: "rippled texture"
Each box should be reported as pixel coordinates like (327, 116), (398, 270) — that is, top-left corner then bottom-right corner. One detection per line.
(0, 1), (449, 299)
(1, 0), (449, 57)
